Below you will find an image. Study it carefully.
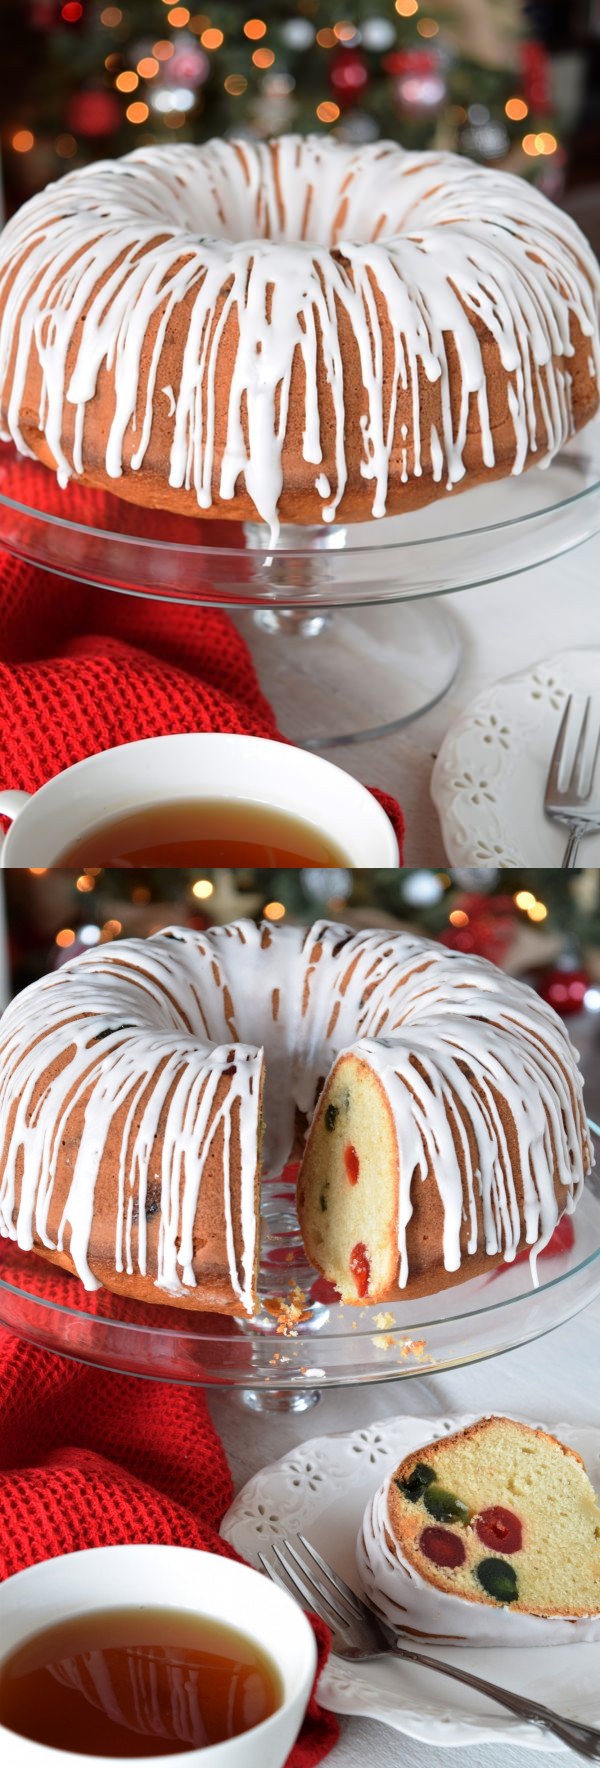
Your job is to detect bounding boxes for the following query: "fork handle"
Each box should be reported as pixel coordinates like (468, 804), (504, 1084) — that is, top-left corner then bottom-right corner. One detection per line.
(562, 826), (585, 868)
(389, 1641), (600, 1759)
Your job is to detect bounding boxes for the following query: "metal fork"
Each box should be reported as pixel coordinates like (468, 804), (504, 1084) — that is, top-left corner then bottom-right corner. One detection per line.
(259, 1533), (600, 1761)
(544, 694), (600, 867)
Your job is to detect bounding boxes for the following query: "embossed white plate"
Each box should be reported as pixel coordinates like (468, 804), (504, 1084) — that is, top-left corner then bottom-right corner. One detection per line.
(221, 1412), (600, 1751)
(431, 649), (600, 865)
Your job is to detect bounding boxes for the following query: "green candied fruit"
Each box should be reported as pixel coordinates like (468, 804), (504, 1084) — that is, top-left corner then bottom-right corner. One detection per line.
(476, 1558), (519, 1603)
(423, 1484), (471, 1525)
(397, 1462), (437, 1502)
(325, 1103), (338, 1132)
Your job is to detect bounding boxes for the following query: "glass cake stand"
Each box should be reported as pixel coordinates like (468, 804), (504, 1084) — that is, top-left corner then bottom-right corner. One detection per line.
(0, 1124), (598, 1415)
(0, 424), (599, 745)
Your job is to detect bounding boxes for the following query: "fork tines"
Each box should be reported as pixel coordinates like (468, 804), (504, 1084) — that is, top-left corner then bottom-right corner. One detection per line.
(258, 1532), (381, 1652)
(546, 693), (600, 812)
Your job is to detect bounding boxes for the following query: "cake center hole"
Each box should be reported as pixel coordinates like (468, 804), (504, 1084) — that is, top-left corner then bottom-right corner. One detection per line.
(164, 181), (375, 249)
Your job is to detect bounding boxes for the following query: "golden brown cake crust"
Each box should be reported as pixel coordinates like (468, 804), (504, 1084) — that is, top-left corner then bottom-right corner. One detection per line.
(0, 922), (592, 1317)
(299, 1049), (572, 1302)
(0, 138), (598, 537)
(296, 990), (590, 1305)
(11, 311), (598, 529)
(0, 1051), (262, 1317)
(0, 934), (266, 1318)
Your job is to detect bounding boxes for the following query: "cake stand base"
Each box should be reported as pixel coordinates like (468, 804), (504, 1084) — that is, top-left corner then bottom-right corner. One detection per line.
(240, 1387), (321, 1414)
(239, 598), (461, 747)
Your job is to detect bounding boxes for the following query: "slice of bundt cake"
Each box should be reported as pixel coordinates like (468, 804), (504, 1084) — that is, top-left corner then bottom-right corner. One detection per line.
(357, 1417), (600, 1645)
(297, 1006), (590, 1305)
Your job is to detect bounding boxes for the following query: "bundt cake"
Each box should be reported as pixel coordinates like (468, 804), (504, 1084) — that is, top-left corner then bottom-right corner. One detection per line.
(0, 920), (591, 1315)
(357, 1415), (600, 1645)
(0, 137), (598, 542)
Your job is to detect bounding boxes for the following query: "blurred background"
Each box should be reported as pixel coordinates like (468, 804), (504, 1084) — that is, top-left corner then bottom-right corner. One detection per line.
(2, 862), (599, 1004)
(3, 865), (599, 1112)
(1, 0), (599, 251)
(3, 866), (600, 1114)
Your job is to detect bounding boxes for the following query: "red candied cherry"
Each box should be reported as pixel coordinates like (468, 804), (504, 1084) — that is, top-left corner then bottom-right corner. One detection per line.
(350, 1242), (370, 1299)
(474, 1507), (523, 1554)
(310, 1275), (340, 1305)
(344, 1144), (360, 1185)
(420, 1527), (466, 1570)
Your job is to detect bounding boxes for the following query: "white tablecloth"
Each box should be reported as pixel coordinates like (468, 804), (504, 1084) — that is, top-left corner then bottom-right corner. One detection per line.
(209, 1006), (600, 1767)
(254, 525), (598, 865)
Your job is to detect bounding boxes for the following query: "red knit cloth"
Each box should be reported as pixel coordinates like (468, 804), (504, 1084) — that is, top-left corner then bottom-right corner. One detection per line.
(0, 549), (279, 785)
(0, 468), (404, 854)
(0, 1330), (339, 1767)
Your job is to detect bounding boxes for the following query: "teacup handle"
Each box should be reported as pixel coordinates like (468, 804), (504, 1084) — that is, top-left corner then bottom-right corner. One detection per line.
(0, 790), (31, 852)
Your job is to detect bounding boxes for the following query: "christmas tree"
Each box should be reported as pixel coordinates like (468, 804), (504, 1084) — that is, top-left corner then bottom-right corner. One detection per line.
(6, 869), (600, 1002)
(3, 0), (563, 214)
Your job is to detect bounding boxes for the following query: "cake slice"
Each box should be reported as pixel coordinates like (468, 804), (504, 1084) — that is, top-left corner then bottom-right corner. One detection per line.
(297, 1051), (401, 1305)
(357, 1416), (600, 1645)
(296, 1023), (584, 1305)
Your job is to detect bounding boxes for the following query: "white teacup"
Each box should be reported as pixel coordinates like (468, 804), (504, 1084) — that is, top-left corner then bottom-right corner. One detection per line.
(0, 1543), (317, 1767)
(0, 733), (399, 865)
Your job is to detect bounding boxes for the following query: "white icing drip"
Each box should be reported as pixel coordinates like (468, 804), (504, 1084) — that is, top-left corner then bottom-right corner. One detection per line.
(0, 939), (263, 1313)
(0, 137), (598, 542)
(357, 1458), (600, 1646)
(342, 1017), (581, 1287)
(0, 920), (591, 1313)
(430, 423), (443, 483)
(298, 921), (590, 1284)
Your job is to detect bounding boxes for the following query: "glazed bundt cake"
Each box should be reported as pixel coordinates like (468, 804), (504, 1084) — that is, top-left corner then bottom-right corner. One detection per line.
(0, 137), (598, 542)
(0, 921), (591, 1315)
(357, 1416), (600, 1645)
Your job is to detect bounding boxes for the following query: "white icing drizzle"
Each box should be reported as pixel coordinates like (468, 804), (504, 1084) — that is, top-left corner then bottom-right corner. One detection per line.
(0, 137), (598, 542)
(299, 921), (591, 1285)
(0, 920), (591, 1311)
(357, 1458), (600, 1646)
(0, 935), (264, 1312)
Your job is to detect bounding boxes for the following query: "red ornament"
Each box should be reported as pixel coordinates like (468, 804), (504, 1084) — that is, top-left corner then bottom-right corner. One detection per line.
(521, 40), (552, 113)
(66, 90), (121, 137)
(168, 46), (210, 86)
(440, 893), (516, 965)
(30, 0), (58, 26)
(537, 963), (590, 1017)
(330, 49), (370, 108)
(383, 49), (437, 77)
(474, 1507), (523, 1555)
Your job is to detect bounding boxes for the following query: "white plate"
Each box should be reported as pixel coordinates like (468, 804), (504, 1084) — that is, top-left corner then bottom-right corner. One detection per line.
(431, 648), (600, 865)
(221, 1412), (600, 1752)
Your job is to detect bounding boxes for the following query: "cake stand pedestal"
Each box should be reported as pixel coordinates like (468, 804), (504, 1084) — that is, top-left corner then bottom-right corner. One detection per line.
(0, 426), (598, 745)
(240, 517), (461, 743)
(241, 600), (460, 747)
(241, 1389), (321, 1414)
